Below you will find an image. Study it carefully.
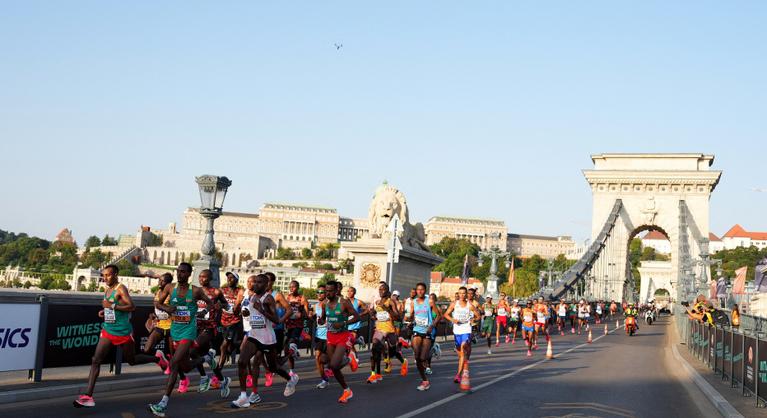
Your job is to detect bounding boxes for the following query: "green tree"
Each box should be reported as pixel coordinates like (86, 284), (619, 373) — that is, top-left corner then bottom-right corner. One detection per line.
(23, 280), (32, 289)
(87, 281), (99, 292)
(85, 236), (101, 248)
(116, 259), (139, 276)
(292, 261), (309, 268)
(315, 243), (339, 260)
(80, 249), (110, 269)
(430, 237), (480, 278)
(101, 235), (118, 246)
(146, 233), (163, 247)
(276, 248), (296, 260)
(300, 248), (313, 260)
(338, 258), (354, 273)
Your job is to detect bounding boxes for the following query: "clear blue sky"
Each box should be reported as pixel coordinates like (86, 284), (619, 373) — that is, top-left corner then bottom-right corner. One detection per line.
(2, 1), (765, 244)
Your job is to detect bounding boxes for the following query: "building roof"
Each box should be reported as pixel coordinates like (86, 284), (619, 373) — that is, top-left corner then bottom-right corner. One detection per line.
(186, 207), (260, 218)
(723, 224), (767, 240)
(262, 202), (337, 213)
(709, 232), (721, 242)
(507, 233), (573, 242)
(427, 216), (505, 226)
(642, 230), (669, 241)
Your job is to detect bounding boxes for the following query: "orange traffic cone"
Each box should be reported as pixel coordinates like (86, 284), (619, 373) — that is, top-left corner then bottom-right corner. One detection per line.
(460, 361), (471, 392)
(546, 339), (554, 359)
(604, 324), (608, 335)
(587, 329), (593, 343)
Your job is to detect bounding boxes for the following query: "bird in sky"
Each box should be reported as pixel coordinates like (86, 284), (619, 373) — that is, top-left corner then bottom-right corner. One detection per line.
(334, 43), (343, 50)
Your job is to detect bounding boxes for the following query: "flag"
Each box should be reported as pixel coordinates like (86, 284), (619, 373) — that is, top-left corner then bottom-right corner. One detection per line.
(460, 253), (470, 286)
(755, 257), (767, 292)
(716, 276), (727, 298)
(733, 266), (748, 294)
(508, 256), (516, 287)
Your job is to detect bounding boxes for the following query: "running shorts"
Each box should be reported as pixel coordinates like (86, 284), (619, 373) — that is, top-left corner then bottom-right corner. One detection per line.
(327, 331), (351, 347)
(246, 336), (278, 353)
(286, 327), (302, 344)
(413, 331), (434, 341)
(481, 319), (494, 333)
(100, 329), (133, 346)
(454, 333), (472, 349)
(223, 322), (243, 343)
(313, 337), (327, 353)
(522, 324), (535, 332)
(496, 316), (508, 328)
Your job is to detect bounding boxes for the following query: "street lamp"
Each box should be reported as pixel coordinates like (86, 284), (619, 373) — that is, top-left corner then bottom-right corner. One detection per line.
(193, 175), (232, 287)
(478, 246), (510, 299)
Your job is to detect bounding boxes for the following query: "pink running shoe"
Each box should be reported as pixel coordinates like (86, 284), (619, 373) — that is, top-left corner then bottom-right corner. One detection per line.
(265, 372), (273, 387)
(178, 376), (190, 393)
(505, 335), (510, 344)
(164, 367), (170, 375)
(73, 394), (94, 408)
(325, 368), (334, 379)
(155, 350), (169, 371)
(453, 374), (461, 383)
(526, 350), (532, 357)
(246, 375), (253, 388)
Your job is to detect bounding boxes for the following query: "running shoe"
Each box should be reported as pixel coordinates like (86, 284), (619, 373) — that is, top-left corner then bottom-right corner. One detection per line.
(73, 394), (94, 408)
(400, 359), (408, 376)
(366, 372), (378, 384)
(155, 350), (169, 371)
(289, 343), (299, 358)
(220, 377), (231, 398)
(356, 336), (365, 347)
(284, 373), (299, 397)
(248, 392), (262, 404)
(338, 388), (353, 404)
(349, 351), (359, 372)
(533, 344), (539, 350)
(206, 349), (218, 369)
(265, 372), (273, 387)
(148, 403), (167, 417)
(178, 376), (190, 393)
(230, 395), (250, 409)
(571, 328), (575, 334)
(487, 349), (492, 355)
(317, 379), (329, 389)
(471, 335), (478, 344)
(325, 368), (334, 379)
(210, 376), (221, 389)
(383, 358), (392, 374)
(417, 381), (431, 391)
(246, 375), (253, 388)
(505, 335), (510, 344)
(398, 337), (410, 349)
(526, 350), (532, 357)
(432, 343), (442, 359)
(453, 373), (461, 383)
(199, 376), (210, 392)
(425, 367), (432, 375)
(164, 366), (170, 375)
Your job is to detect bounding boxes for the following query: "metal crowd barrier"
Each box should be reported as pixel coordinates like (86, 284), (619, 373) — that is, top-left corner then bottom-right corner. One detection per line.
(683, 315), (767, 407)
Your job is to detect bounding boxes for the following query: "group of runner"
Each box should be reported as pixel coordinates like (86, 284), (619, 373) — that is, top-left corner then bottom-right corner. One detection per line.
(73, 262), (621, 415)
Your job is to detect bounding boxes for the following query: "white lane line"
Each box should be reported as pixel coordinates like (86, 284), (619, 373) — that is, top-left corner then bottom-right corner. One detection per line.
(396, 328), (615, 418)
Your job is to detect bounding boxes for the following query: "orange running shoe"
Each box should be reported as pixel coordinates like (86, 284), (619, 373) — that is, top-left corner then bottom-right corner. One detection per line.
(338, 388), (353, 403)
(349, 351), (359, 372)
(400, 359), (408, 377)
(366, 373), (378, 384)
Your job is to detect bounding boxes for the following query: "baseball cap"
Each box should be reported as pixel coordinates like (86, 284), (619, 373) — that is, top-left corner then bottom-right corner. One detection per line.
(226, 271), (239, 282)
(392, 290), (400, 296)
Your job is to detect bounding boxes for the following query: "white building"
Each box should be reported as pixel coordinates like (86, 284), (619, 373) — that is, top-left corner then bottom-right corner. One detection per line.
(721, 224), (767, 250)
(640, 230), (671, 255)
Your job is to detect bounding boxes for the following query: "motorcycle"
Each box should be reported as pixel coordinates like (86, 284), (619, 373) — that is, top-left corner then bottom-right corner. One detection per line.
(644, 310), (656, 325)
(625, 316), (637, 336)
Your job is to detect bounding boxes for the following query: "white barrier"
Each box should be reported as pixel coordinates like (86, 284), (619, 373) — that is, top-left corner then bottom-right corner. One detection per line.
(0, 303), (41, 372)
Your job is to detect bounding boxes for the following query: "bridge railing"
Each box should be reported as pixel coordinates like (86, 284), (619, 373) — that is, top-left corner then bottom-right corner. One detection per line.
(681, 314), (767, 408)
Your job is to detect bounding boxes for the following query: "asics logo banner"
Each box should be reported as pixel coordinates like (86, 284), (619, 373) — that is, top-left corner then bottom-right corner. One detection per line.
(0, 328), (32, 348)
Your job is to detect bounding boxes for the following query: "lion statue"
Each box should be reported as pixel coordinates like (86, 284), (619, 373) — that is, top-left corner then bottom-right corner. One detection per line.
(368, 182), (430, 251)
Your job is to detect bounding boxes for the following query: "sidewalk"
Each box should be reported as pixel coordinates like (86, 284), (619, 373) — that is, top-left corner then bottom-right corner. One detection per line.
(670, 319), (767, 417)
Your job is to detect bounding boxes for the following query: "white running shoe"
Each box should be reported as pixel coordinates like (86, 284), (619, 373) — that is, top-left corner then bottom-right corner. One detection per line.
(487, 349), (492, 355)
(220, 377), (231, 398)
(425, 367), (432, 375)
(284, 373), (299, 396)
(432, 343), (442, 359)
(230, 395), (250, 409)
(248, 392), (262, 404)
(316, 379), (329, 389)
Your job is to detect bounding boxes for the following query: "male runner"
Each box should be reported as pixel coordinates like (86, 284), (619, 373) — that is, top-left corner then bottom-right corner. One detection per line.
(557, 299), (568, 335)
(143, 273), (174, 376)
(368, 282), (407, 382)
(194, 269), (228, 392)
(481, 296), (495, 354)
(578, 299), (590, 334)
(319, 280), (361, 403)
(263, 272), (291, 388)
(409, 282), (441, 391)
(345, 286), (366, 359)
(444, 286), (481, 384)
(73, 265), (164, 408)
(594, 300), (603, 324)
(569, 299), (579, 334)
(609, 299), (618, 320)
(467, 288), (481, 344)
(521, 300), (536, 357)
(509, 299), (521, 344)
(314, 284), (330, 388)
(230, 274), (298, 408)
(427, 292), (442, 372)
(495, 294), (510, 345)
(148, 262), (215, 417)
(215, 271), (244, 397)
(285, 280), (309, 377)
(534, 296), (550, 345)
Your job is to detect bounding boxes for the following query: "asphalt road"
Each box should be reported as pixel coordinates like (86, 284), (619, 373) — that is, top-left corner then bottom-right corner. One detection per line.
(0, 316), (719, 418)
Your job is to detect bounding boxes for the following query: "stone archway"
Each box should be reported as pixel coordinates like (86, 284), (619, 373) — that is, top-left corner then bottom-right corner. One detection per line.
(584, 154), (721, 302)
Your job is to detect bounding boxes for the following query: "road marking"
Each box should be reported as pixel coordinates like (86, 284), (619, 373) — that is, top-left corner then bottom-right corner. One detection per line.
(121, 413), (136, 418)
(541, 402), (635, 418)
(396, 330), (614, 418)
(200, 399), (287, 414)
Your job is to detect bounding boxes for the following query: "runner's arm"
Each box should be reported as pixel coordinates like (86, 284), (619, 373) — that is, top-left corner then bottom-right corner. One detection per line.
(276, 293), (292, 324)
(154, 283), (176, 313)
(114, 284), (136, 312)
(194, 285), (214, 310)
(341, 300), (361, 328)
(443, 302), (457, 323)
(259, 295), (281, 324)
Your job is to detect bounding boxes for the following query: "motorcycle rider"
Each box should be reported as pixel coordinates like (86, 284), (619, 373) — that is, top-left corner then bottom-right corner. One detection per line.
(625, 303), (639, 332)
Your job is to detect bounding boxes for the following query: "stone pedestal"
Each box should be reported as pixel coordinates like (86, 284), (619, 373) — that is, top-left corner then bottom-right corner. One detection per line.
(192, 257), (221, 288)
(485, 274), (499, 300)
(342, 239), (443, 303)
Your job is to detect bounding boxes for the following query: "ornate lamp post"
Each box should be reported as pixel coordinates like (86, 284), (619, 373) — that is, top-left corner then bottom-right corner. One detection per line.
(192, 175), (232, 287)
(478, 246), (510, 299)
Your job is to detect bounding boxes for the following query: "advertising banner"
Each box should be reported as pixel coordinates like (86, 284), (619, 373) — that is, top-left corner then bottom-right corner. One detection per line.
(733, 334), (744, 384)
(0, 303), (41, 372)
(744, 336), (757, 394)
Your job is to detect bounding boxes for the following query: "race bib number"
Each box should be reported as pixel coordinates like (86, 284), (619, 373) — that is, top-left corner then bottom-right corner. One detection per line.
(523, 314), (533, 323)
(456, 312), (470, 324)
(497, 308), (507, 316)
(173, 306), (191, 324)
(290, 306), (301, 319)
(536, 313), (546, 322)
(511, 310), (520, 319)
(415, 316), (429, 327)
(250, 313), (266, 329)
(485, 309), (494, 317)
(104, 308), (116, 324)
(154, 308), (169, 320)
(376, 311), (391, 322)
(558, 307), (566, 316)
